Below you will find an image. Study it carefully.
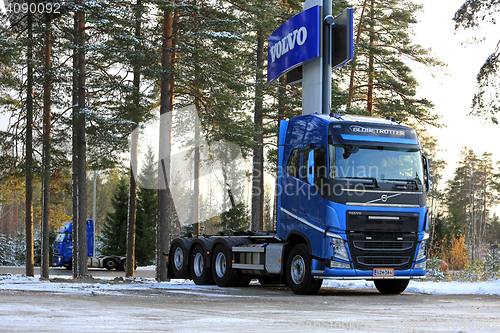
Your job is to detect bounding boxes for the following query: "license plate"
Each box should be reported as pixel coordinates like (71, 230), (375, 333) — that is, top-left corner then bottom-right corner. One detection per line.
(373, 268), (394, 277)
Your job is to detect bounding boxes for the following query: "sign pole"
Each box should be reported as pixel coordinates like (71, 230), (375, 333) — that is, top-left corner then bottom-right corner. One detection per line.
(322, 0), (333, 115)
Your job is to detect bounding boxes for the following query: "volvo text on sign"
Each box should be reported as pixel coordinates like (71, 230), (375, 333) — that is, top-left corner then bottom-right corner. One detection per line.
(267, 5), (321, 83)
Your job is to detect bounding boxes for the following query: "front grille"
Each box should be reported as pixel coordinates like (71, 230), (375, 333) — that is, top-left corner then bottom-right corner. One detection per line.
(346, 211), (418, 270)
(353, 241), (414, 251)
(357, 256), (410, 267)
(347, 211), (419, 232)
(53, 248), (59, 255)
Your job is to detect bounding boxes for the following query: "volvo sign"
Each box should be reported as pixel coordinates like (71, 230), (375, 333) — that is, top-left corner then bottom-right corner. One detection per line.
(267, 5), (321, 83)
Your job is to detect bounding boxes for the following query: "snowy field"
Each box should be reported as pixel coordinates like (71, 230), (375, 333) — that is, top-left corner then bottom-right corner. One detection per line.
(1, 272), (500, 295)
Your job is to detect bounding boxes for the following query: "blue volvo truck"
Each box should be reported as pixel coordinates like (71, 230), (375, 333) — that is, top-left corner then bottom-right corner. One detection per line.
(53, 219), (127, 271)
(168, 113), (430, 294)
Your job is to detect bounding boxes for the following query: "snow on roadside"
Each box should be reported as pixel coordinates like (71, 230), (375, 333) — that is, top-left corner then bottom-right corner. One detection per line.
(1, 273), (500, 295)
(322, 279), (500, 295)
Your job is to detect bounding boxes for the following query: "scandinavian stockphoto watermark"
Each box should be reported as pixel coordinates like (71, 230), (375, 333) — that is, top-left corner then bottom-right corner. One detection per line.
(130, 105), (246, 227)
(129, 105), (381, 227)
(290, 318), (499, 331)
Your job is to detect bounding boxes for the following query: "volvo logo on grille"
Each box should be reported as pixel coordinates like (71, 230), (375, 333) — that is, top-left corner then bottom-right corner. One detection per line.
(381, 194), (388, 202)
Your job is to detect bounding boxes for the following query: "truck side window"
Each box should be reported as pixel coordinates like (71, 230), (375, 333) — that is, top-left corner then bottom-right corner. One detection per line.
(300, 149), (310, 182)
(314, 146), (327, 186)
(286, 149), (300, 178)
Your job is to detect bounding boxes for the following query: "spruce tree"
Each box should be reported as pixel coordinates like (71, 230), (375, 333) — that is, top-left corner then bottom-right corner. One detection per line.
(100, 176), (128, 256)
(136, 147), (157, 266)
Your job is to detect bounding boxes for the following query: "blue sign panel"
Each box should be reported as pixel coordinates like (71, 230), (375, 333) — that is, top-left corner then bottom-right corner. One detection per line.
(267, 5), (321, 83)
(332, 8), (353, 70)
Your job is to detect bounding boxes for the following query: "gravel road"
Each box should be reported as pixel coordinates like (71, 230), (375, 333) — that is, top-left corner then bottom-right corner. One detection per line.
(2, 280), (499, 332)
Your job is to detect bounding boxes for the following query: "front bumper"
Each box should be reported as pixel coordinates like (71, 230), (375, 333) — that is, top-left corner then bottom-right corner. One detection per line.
(311, 265), (426, 280)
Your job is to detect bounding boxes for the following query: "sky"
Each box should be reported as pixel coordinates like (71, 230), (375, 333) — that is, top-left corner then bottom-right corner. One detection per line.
(411, 0), (500, 186)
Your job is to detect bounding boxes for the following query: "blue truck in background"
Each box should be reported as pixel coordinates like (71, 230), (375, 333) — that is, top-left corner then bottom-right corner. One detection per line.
(53, 219), (127, 271)
(167, 113), (430, 294)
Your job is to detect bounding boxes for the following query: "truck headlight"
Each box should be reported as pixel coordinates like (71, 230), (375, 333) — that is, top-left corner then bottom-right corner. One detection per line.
(414, 261), (426, 270)
(330, 260), (351, 269)
(415, 233), (429, 262)
(328, 233), (350, 262)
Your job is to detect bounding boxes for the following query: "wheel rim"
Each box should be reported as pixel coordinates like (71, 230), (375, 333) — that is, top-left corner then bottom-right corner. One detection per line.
(174, 247), (184, 271)
(291, 254), (305, 285)
(215, 252), (226, 278)
(193, 252), (204, 277)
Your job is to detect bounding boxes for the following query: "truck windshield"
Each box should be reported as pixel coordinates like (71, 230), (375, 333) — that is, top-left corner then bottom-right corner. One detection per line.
(329, 145), (423, 184)
(55, 232), (68, 243)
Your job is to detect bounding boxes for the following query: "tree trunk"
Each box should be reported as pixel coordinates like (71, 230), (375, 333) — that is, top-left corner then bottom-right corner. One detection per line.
(41, 13), (52, 279)
(75, 0), (88, 278)
(366, 0), (375, 115)
(193, 116), (200, 236)
(272, 0), (288, 232)
(25, 6), (34, 278)
(126, 129), (138, 277)
(72, 11), (79, 278)
(126, 0), (143, 278)
(251, 22), (265, 232)
(157, 4), (174, 282)
(192, 16), (201, 236)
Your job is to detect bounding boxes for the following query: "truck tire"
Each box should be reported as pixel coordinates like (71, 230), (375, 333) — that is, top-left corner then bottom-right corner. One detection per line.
(374, 279), (409, 294)
(285, 244), (323, 295)
(170, 242), (188, 278)
(118, 259), (126, 271)
(189, 245), (214, 285)
(103, 258), (116, 271)
(212, 244), (240, 287)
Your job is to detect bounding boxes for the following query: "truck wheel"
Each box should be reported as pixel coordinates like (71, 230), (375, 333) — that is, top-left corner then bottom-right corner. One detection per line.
(212, 244), (240, 287)
(65, 258), (73, 270)
(285, 244), (323, 295)
(170, 243), (188, 278)
(189, 245), (214, 285)
(103, 258), (116, 271)
(374, 279), (409, 294)
(119, 260), (126, 272)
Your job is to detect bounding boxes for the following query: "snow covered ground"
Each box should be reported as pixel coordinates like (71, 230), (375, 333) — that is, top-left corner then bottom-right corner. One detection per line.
(1, 272), (500, 295)
(2, 272), (500, 333)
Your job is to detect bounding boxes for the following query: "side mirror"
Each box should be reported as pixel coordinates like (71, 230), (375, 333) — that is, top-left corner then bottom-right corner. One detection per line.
(422, 155), (431, 193)
(307, 149), (314, 184)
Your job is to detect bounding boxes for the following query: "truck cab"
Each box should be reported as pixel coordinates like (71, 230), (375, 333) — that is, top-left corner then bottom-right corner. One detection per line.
(277, 114), (429, 292)
(53, 223), (75, 269)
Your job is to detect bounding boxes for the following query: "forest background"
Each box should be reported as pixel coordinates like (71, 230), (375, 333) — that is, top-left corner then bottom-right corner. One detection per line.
(0, 0), (499, 278)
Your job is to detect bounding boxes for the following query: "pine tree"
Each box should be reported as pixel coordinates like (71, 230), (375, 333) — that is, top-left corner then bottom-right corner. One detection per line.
(454, 0), (500, 123)
(347, 0), (443, 127)
(446, 148), (500, 261)
(100, 177), (128, 256)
